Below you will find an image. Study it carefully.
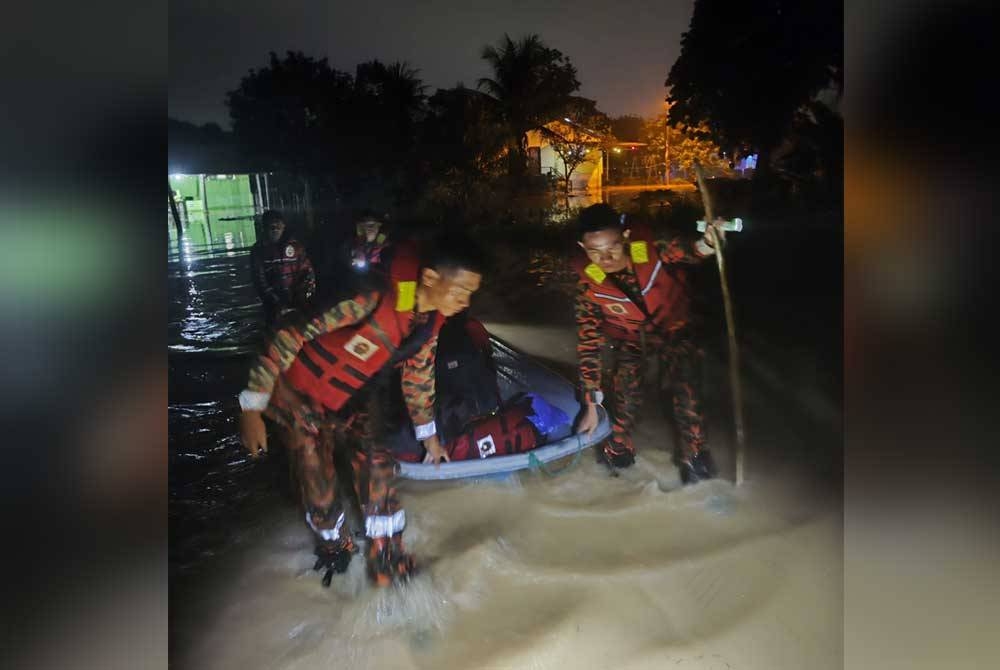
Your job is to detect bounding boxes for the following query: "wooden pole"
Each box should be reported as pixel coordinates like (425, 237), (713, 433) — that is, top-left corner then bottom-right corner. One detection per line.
(664, 103), (670, 187)
(694, 162), (747, 485)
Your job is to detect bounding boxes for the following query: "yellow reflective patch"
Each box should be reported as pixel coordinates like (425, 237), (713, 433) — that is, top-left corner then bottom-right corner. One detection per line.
(630, 241), (649, 264)
(376, 233), (386, 244)
(584, 263), (606, 283)
(396, 281), (416, 311)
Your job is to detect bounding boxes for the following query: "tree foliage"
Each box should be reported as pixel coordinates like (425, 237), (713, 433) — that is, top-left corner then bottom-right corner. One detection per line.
(642, 114), (729, 177)
(422, 85), (507, 178)
(610, 115), (645, 143)
(226, 51), (430, 206)
(665, 0), (843, 167)
(226, 51), (353, 175)
(478, 34), (581, 177)
(542, 97), (612, 193)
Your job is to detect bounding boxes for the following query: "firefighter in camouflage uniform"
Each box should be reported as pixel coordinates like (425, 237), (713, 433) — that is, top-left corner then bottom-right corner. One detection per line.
(573, 203), (723, 483)
(239, 233), (484, 587)
(250, 210), (316, 326)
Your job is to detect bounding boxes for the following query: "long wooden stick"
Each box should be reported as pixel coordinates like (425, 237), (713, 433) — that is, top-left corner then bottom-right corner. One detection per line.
(694, 163), (746, 485)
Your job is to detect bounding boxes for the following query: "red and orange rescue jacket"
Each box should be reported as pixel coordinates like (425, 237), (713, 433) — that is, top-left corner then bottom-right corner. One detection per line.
(285, 243), (441, 411)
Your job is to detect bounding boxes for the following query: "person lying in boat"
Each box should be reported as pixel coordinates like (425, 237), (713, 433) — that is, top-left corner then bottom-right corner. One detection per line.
(572, 203), (725, 483)
(388, 312), (571, 464)
(237, 232), (485, 587)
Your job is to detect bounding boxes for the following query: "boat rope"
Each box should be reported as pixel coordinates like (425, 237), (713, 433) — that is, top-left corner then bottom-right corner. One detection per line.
(528, 433), (585, 477)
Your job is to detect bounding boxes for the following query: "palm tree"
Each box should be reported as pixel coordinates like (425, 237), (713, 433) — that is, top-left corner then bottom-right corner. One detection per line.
(353, 59), (428, 169)
(478, 34), (580, 178)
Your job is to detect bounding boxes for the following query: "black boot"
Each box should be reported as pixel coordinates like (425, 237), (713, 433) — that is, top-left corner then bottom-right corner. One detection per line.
(679, 449), (717, 485)
(598, 444), (635, 472)
(313, 541), (354, 587)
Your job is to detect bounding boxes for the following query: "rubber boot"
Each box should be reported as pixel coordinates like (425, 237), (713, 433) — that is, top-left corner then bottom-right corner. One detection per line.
(313, 539), (355, 587)
(679, 449), (718, 485)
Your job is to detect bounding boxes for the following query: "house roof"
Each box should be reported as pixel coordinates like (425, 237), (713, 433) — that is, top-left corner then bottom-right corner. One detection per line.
(538, 118), (610, 145)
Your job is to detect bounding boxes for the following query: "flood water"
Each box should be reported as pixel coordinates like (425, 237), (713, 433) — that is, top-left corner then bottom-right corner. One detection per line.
(169, 191), (844, 669)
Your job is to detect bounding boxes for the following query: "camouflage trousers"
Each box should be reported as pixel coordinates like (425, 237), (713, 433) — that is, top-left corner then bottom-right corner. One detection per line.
(604, 332), (708, 464)
(266, 375), (413, 586)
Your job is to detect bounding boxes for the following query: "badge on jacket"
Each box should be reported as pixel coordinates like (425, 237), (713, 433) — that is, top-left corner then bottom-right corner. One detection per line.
(605, 303), (628, 315)
(477, 434), (497, 458)
(284, 244), (295, 258)
(344, 334), (379, 361)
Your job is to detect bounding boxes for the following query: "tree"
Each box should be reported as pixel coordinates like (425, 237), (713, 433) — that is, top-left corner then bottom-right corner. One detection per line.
(642, 114), (729, 181)
(226, 51), (357, 227)
(543, 97), (611, 193)
(610, 115), (645, 143)
(665, 0), (843, 173)
(422, 85), (507, 178)
(773, 99), (842, 198)
(545, 126), (597, 193)
(354, 60), (427, 159)
(226, 51), (353, 175)
(478, 34), (581, 178)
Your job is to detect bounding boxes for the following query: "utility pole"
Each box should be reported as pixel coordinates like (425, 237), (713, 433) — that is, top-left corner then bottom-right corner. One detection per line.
(663, 100), (671, 187)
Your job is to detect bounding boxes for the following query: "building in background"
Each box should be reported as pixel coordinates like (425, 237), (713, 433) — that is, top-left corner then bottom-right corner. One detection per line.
(526, 118), (608, 192)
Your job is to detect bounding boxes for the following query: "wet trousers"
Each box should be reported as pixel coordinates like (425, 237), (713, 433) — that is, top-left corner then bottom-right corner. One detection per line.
(604, 332), (708, 464)
(265, 376), (413, 586)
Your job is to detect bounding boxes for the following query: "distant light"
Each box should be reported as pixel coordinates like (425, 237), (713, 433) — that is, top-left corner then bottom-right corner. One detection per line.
(563, 117), (571, 122)
(170, 173), (187, 179)
(613, 147), (622, 153)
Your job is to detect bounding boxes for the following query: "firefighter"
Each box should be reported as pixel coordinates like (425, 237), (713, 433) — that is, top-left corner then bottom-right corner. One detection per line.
(238, 232), (484, 586)
(250, 210), (316, 325)
(573, 203), (724, 484)
(348, 208), (392, 272)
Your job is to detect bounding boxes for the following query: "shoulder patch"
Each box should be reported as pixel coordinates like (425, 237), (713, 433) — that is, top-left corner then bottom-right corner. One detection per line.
(584, 263), (607, 284)
(629, 241), (649, 264)
(395, 280), (416, 311)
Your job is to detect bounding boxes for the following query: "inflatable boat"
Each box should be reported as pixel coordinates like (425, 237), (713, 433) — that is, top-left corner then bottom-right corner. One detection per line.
(398, 335), (612, 481)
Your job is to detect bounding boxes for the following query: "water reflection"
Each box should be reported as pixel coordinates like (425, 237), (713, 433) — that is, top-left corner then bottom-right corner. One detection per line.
(168, 217), (263, 355)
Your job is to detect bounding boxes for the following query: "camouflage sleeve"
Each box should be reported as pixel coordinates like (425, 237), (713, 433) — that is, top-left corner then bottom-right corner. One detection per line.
(653, 236), (713, 264)
(401, 334), (438, 438)
(575, 281), (605, 399)
(245, 290), (380, 395)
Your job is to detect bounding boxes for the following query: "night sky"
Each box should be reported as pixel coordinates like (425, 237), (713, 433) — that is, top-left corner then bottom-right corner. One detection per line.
(169, 0), (694, 128)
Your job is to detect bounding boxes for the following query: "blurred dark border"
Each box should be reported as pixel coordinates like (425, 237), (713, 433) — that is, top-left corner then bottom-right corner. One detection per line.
(845, 1), (1000, 667)
(1, 2), (167, 668)
(3, 1), (998, 668)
